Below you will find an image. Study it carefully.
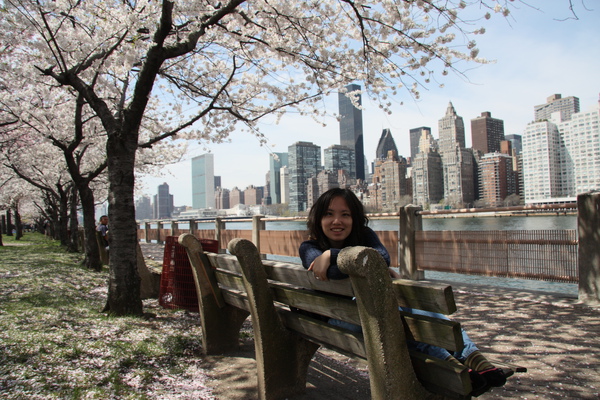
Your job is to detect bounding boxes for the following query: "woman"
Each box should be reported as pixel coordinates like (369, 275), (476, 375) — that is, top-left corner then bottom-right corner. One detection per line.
(299, 188), (507, 397)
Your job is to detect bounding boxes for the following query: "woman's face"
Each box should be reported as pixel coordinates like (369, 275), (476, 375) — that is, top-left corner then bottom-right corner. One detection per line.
(321, 196), (353, 248)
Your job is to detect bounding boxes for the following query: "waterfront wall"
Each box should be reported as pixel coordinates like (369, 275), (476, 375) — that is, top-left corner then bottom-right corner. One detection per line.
(137, 196), (599, 304)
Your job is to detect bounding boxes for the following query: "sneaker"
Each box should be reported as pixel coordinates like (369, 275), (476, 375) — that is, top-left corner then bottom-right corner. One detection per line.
(478, 367), (508, 387)
(468, 369), (490, 397)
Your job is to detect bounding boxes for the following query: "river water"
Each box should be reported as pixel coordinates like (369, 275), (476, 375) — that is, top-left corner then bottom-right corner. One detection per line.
(183, 214), (580, 297)
(219, 214), (578, 232)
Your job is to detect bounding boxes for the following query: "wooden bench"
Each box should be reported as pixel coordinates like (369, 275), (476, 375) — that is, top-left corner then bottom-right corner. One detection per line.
(95, 231), (109, 266)
(178, 233), (525, 400)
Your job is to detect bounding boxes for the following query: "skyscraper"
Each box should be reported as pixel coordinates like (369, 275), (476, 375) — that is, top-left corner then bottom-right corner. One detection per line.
(478, 152), (516, 207)
(288, 141), (321, 212)
(269, 152), (288, 204)
(135, 196), (152, 220)
(280, 166), (290, 204)
(408, 126), (431, 162)
(438, 102), (466, 153)
(522, 120), (563, 202)
(470, 112), (505, 154)
(230, 187), (244, 207)
(338, 83), (365, 181)
(153, 183), (173, 219)
(324, 144), (355, 178)
(412, 151), (444, 207)
(438, 102), (474, 206)
(377, 150), (408, 211)
(522, 99), (600, 203)
(376, 128), (399, 161)
(505, 134), (523, 155)
(534, 94), (580, 122)
(307, 170), (339, 207)
(243, 185), (264, 206)
(215, 187), (230, 210)
(191, 153), (215, 209)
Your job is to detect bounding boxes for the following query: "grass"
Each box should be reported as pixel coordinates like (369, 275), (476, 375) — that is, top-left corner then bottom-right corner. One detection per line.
(0, 233), (216, 399)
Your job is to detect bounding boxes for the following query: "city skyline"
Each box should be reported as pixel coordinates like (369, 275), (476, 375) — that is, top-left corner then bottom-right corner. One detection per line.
(139, 2), (599, 207)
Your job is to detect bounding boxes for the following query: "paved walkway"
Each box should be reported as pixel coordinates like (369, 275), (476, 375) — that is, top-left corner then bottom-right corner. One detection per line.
(139, 242), (600, 399)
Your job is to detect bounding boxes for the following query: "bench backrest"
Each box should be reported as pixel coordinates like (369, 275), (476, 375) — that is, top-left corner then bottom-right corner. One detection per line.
(206, 251), (464, 354)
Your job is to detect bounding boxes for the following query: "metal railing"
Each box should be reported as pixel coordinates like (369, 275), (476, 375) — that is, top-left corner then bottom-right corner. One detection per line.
(137, 219), (578, 283)
(137, 192), (600, 304)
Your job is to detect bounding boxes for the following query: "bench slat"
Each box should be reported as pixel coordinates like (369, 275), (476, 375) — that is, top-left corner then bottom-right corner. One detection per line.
(279, 310), (367, 358)
(262, 260), (356, 297)
(214, 269), (246, 292)
(393, 279), (457, 315)
(401, 312), (464, 352)
(219, 288), (250, 312)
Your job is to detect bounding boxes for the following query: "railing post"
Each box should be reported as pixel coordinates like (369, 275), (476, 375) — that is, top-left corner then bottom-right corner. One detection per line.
(399, 205), (424, 280)
(189, 218), (198, 237)
(144, 222), (150, 243)
(215, 217), (225, 252)
(171, 220), (178, 237)
(577, 191), (600, 305)
(252, 215), (266, 258)
(157, 221), (164, 244)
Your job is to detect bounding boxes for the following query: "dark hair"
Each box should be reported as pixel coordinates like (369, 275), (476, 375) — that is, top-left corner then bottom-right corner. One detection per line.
(307, 188), (369, 250)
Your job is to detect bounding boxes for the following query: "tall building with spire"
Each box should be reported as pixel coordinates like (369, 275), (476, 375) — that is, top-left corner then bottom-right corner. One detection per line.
(438, 102), (474, 206)
(338, 83), (365, 181)
(375, 129), (399, 161)
(438, 102), (466, 153)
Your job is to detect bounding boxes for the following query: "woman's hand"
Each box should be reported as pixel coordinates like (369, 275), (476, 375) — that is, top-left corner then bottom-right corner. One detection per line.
(309, 250), (331, 281)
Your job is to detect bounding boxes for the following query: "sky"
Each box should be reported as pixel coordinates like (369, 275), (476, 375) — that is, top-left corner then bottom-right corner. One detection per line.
(138, 1), (600, 207)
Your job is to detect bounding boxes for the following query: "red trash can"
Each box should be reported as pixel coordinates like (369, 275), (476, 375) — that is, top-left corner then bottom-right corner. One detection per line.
(159, 236), (219, 311)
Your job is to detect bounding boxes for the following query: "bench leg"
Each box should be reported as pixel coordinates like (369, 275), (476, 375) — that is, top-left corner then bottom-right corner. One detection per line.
(179, 234), (250, 355)
(229, 238), (320, 400)
(198, 293), (250, 355)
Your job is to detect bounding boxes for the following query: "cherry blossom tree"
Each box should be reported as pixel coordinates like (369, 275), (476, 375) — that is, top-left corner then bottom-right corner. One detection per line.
(1, 0), (518, 324)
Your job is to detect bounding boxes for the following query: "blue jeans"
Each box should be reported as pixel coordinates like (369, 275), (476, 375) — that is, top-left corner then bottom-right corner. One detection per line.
(328, 307), (479, 362)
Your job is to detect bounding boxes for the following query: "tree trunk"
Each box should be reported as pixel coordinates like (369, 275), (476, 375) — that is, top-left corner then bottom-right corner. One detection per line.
(56, 186), (70, 247)
(79, 185), (103, 271)
(67, 187), (79, 253)
(104, 131), (143, 316)
(13, 205), (23, 240)
(6, 210), (13, 236)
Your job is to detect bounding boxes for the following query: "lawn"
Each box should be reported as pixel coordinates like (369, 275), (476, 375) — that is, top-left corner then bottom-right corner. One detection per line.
(0, 233), (215, 399)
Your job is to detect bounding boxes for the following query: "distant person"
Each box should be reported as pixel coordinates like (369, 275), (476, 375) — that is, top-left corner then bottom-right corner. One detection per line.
(299, 188), (508, 397)
(96, 215), (109, 249)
